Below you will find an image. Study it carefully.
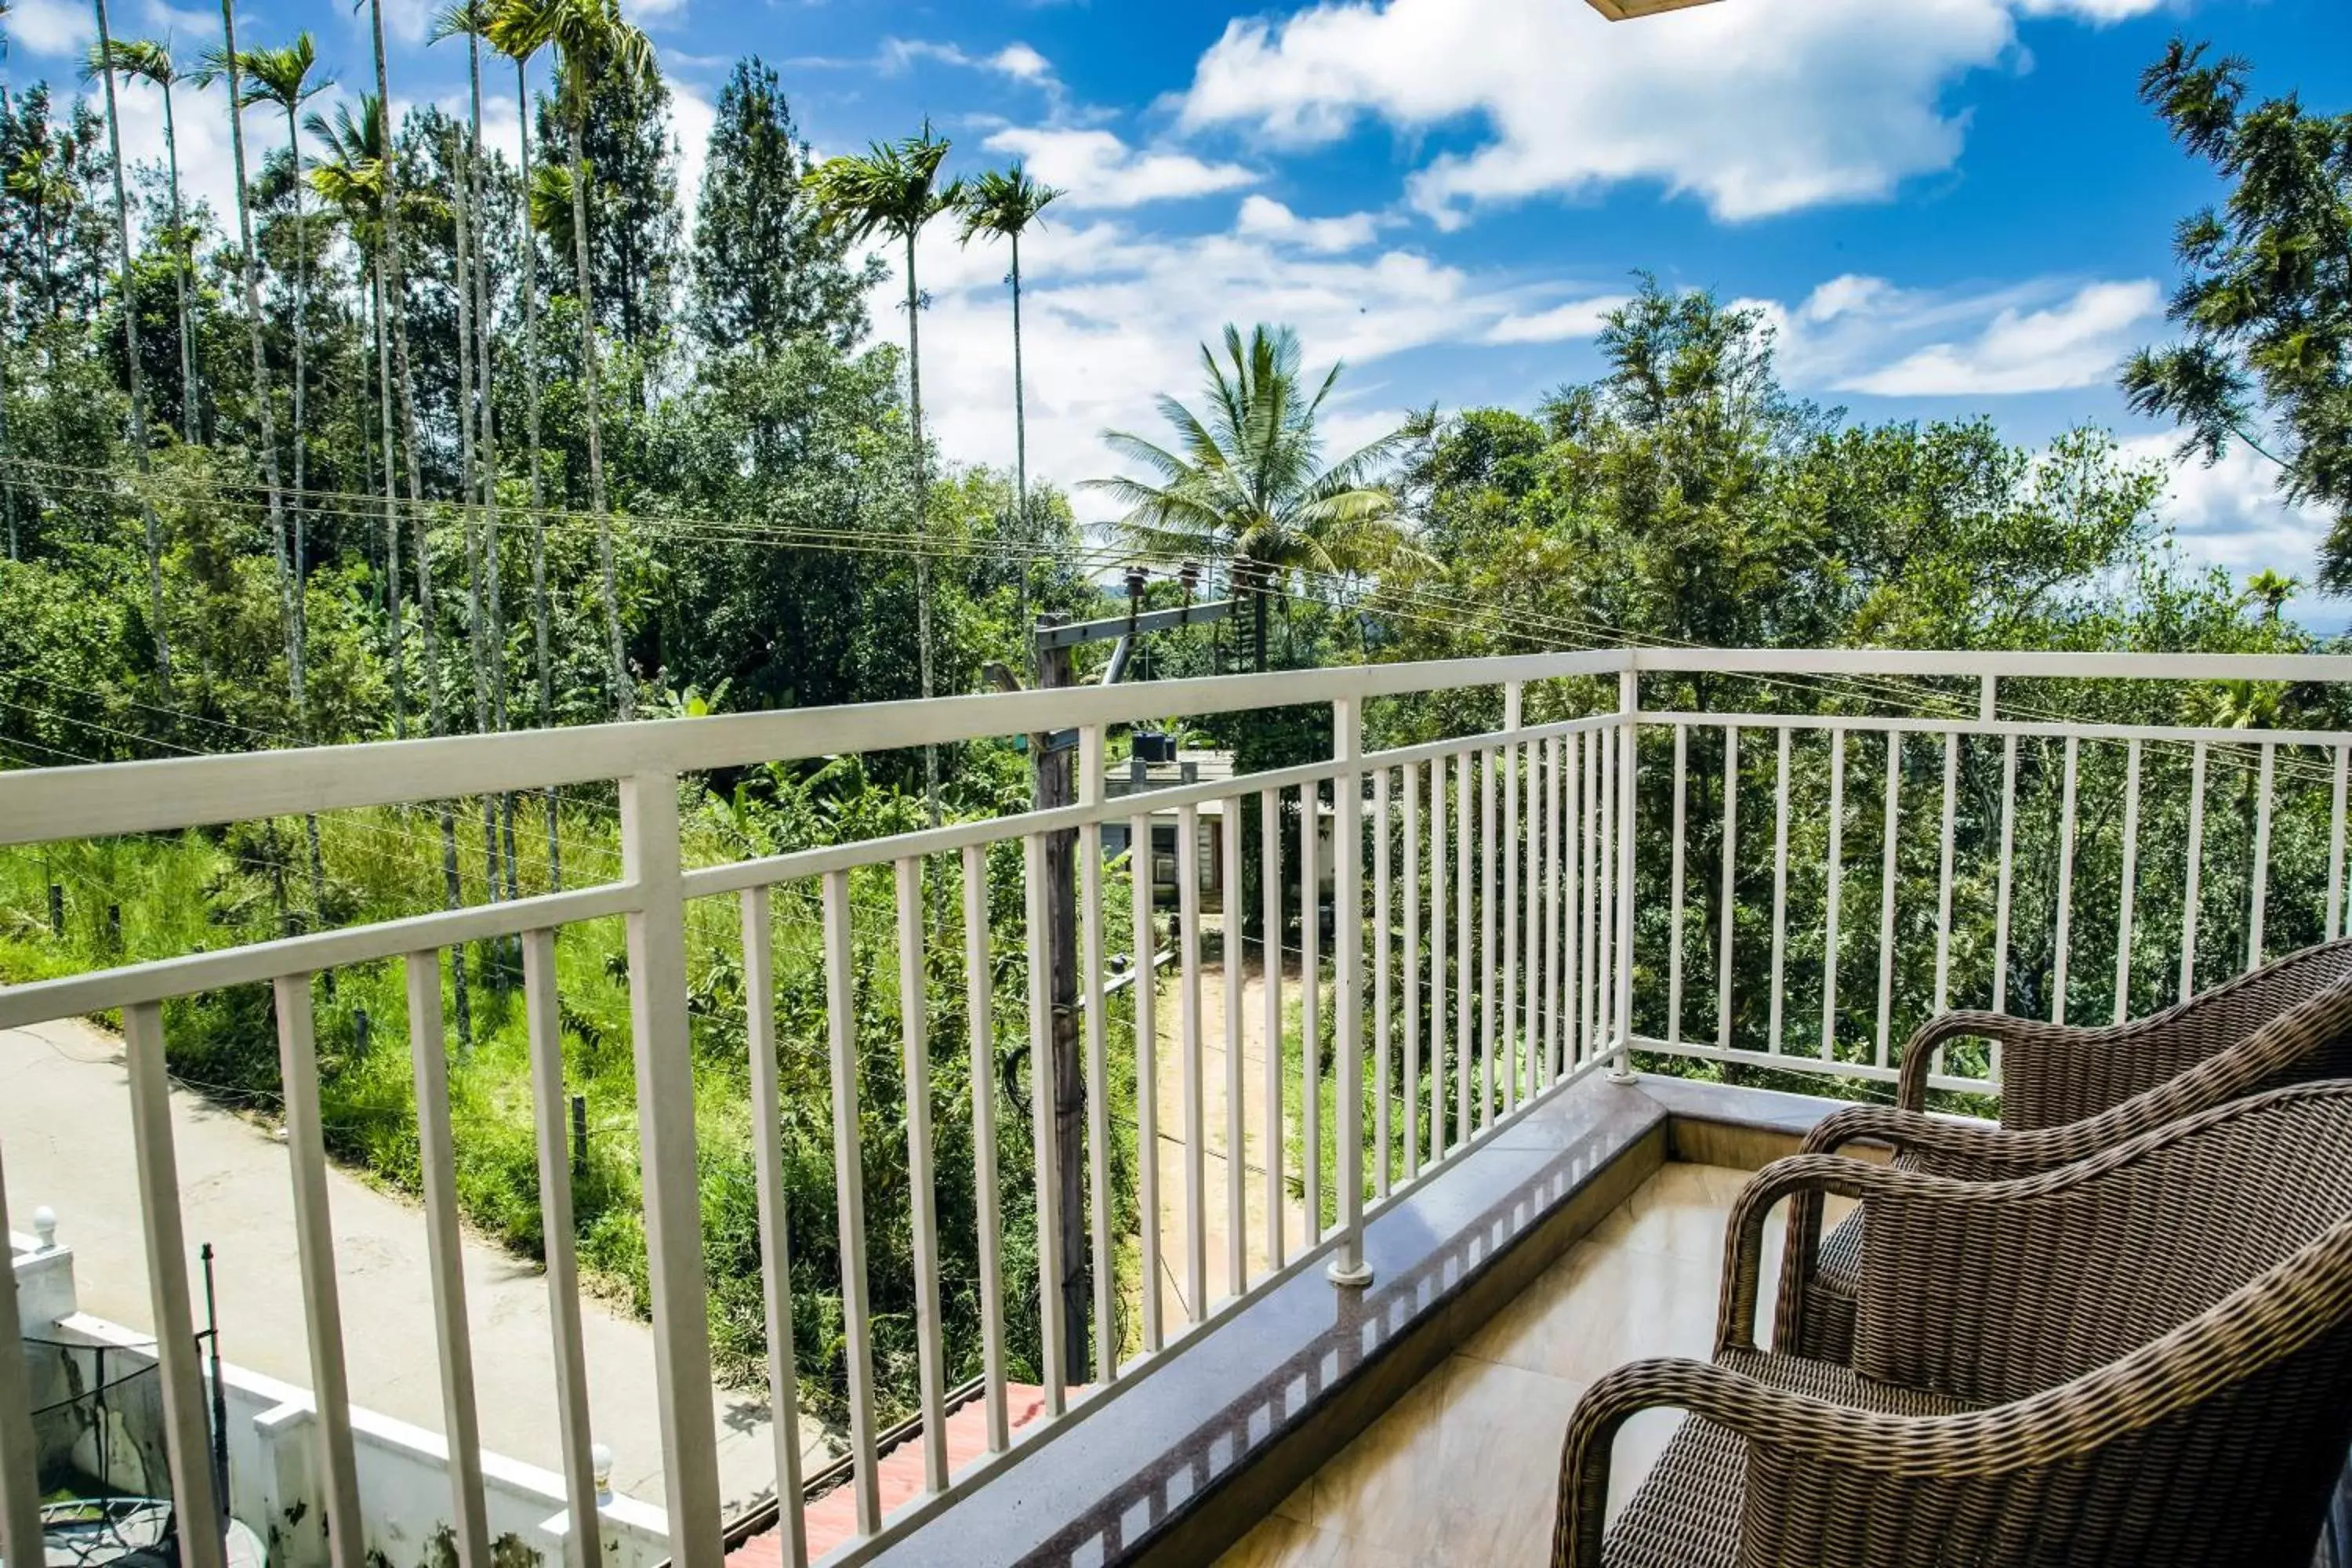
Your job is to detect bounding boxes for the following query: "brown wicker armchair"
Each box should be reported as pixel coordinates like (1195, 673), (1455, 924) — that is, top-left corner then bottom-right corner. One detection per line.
(1555, 1082), (2352, 1568)
(1780, 944), (2352, 1363)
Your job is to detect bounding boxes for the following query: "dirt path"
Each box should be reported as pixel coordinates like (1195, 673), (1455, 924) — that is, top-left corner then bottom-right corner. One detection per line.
(0, 1017), (829, 1519)
(1150, 951), (1314, 1328)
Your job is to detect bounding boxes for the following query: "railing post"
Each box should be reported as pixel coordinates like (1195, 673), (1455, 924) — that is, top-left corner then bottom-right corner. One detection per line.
(619, 771), (723, 1563)
(1328, 694), (1374, 1288)
(0, 1137), (46, 1568)
(1610, 663), (1639, 1082)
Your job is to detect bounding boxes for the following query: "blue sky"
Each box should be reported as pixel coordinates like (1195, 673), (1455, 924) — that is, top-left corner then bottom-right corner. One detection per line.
(12, 0), (2351, 618)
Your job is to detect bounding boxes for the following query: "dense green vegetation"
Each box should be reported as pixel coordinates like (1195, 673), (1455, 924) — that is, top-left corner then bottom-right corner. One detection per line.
(0, 0), (2343, 1458)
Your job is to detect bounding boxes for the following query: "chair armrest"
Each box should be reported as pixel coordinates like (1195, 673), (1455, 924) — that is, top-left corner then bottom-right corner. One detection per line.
(1559, 1228), (2352, 1568)
(1892, 1009), (2112, 1111)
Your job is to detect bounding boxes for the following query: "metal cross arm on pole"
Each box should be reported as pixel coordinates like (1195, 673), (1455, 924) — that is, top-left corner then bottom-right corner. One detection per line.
(1033, 599), (1238, 652)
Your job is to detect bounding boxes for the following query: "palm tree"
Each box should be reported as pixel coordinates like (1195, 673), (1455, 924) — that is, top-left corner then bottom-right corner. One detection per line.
(2245, 568), (2302, 623)
(308, 94), (405, 740)
(199, 3), (327, 931)
(486, 2), (560, 884)
(806, 122), (962, 826)
(354, 0), (470, 1047)
(956, 164), (1062, 637)
(84, 34), (198, 441)
(488, 0), (654, 722)
(88, 0), (172, 688)
(1091, 325), (1418, 670)
(229, 33), (328, 627)
(5, 136), (71, 321)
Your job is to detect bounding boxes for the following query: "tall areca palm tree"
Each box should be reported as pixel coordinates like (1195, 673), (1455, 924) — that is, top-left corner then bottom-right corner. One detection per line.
(956, 164), (1062, 637)
(1092, 325), (1418, 670)
(230, 32), (328, 625)
(84, 34), (198, 441)
(308, 94), (405, 739)
(353, 0), (470, 1044)
(806, 122), (961, 826)
(486, 2), (560, 884)
(5, 136), (71, 321)
(88, 0), (172, 688)
(488, 0), (653, 722)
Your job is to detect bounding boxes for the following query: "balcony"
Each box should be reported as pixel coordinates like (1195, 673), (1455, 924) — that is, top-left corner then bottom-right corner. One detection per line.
(2, 644), (2347, 1568)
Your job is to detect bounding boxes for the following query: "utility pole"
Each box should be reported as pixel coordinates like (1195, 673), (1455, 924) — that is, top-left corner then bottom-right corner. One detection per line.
(1032, 614), (1090, 1385)
(1021, 573), (1236, 1383)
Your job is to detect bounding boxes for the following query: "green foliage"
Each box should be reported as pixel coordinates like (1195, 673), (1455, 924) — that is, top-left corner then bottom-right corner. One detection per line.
(2124, 38), (2352, 592)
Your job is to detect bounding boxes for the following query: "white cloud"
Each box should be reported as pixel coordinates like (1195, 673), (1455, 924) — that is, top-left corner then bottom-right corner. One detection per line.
(880, 37), (1062, 92)
(1485, 293), (1633, 345)
(982, 127), (1258, 210)
(1847, 280), (2163, 395)
(880, 220), (1561, 521)
(670, 83), (717, 238)
(1233, 194), (1378, 253)
(1757, 274), (2163, 397)
(1175, 0), (2162, 226)
(2120, 435), (2335, 601)
(6, 0), (86, 56)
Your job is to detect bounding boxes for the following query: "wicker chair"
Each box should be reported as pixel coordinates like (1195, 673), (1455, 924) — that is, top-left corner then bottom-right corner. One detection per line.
(1554, 1081), (2352, 1568)
(1779, 942), (2352, 1363)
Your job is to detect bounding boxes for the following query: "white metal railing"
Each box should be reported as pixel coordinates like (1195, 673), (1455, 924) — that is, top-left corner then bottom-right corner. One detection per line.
(0, 645), (2346, 1568)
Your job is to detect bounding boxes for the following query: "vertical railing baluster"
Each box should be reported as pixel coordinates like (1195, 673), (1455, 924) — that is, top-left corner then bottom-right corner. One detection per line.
(1080, 820), (1117, 1379)
(523, 930), (601, 1568)
(1769, 727), (1791, 1055)
(1875, 734), (1900, 1070)
(274, 972), (365, 1568)
(1599, 724), (1618, 1062)
(1479, 742), (1497, 1129)
(1934, 732), (1958, 1018)
(2249, 742), (2276, 971)
(1431, 758), (1450, 1163)
(0, 1134), (43, 1568)
(741, 891), (810, 1564)
(2182, 741), (2207, 1003)
(1372, 765), (1392, 1196)
(1221, 790), (1246, 1294)
(123, 1000), (229, 1568)
(1330, 696), (1373, 1287)
(1501, 688), (1522, 1114)
(1821, 729), (1846, 1060)
(1718, 726), (1739, 1054)
(823, 867), (884, 1521)
(2054, 736), (2080, 1024)
(619, 772), (722, 1555)
(2114, 740), (2143, 1025)
(1581, 730), (1599, 1063)
(1668, 723), (1688, 1048)
(1456, 750), (1473, 1148)
(1297, 789), (1322, 1248)
(1177, 804), (1208, 1316)
(1612, 671), (1638, 1075)
(405, 953), (491, 1567)
(1127, 818), (1162, 1355)
(1544, 731), (1562, 1085)
(1994, 735), (2019, 1019)
(1258, 791), (1283, 1275)
(896, 858), (949, 1478)
(1402, 763), (1422, 1177)
(2330, 743), (2350, 944)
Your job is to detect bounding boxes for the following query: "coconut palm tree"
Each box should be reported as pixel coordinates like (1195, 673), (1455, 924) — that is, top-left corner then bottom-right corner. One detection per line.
(956, 163), (1062, 637)
(2245, 568), (2302, 623)
(88, 0), (172, 688)
(1091, 325), (1418, 670)
(84, 33), (198, 441)
(806, 122), (962, 826)
(308, 94), (405, 739)
(486, 1), (560, 884)
(488, 0), (654, 723)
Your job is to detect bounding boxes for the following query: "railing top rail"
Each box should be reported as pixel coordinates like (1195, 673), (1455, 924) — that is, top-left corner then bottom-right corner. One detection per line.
(1628, 648), (2352, 683)
(5, 646), (2349, 848)
(0, 649), (1630, 847)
